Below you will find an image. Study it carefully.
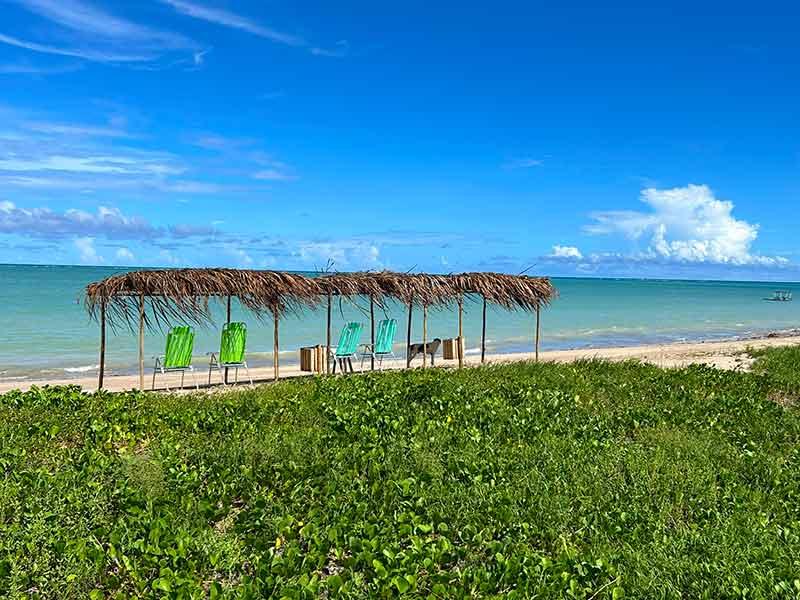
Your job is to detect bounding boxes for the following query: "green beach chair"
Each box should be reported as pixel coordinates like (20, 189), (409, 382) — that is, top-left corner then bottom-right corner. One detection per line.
(207, 322), (253, 385)
(152, 325), (198, 391)
(331, 321), (362, 373)
(359, 318), (398, 369)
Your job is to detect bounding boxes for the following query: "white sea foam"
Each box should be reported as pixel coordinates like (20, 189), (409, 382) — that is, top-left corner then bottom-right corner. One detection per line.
(64, 364), (99, 373)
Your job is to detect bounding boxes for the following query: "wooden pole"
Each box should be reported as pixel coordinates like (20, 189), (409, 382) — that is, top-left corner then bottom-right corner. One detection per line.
(370, 296), (375, 371)
(480, 295), (487, 364)
(273, 306), (279, 382)
(138, 293), (145, 390)
(535, 305), (541, 362)
(224, 295), (231, 384)
(326, 292), (332, 375)
(457, 295), (464, 368)
(422, 304), (428, 368)
(406, 300), (413, 368)
(98, 299), (106, 390)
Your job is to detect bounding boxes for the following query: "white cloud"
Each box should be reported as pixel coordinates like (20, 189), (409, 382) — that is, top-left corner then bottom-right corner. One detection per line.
(0, 32), (154, 62)
(0, 154), (184, 176)
(550, 245), (583, 260)
(1, 0), (197, 63)
(296, 240), (381, 269)
(21, 121), (132, 138)
(504, 158), (544, 169)
(160, 0), (345, 57)
(159, 249), (181, 266)
(160, 0), (305, 46)
(586, 184), (785, 265)
(252, 168), (297, 181)
(0, 201), (214, 241)
(74, 236), (102, 264)
(115, 247), (135, 263)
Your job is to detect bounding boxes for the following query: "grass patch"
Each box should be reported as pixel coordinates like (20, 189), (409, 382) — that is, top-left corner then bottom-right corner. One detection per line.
(2, 360), (800, 598)
(750, 345), (800, 400)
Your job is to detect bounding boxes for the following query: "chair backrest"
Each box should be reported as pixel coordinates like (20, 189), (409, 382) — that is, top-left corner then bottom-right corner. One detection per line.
(163, 326), (195, 368)
(374, 319), (397, 354)
(335, 322), (362, 357)
(220, 322), (247, 365)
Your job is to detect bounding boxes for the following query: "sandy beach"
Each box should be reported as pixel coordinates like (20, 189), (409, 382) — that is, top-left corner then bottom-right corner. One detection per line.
(3, 333), (798, 394)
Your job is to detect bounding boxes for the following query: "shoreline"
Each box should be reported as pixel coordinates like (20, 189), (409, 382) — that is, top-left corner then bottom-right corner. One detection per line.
(2, 331), (799, 394)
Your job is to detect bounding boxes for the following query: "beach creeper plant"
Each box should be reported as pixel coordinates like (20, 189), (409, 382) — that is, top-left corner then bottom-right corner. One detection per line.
(1, 351), (800, 598)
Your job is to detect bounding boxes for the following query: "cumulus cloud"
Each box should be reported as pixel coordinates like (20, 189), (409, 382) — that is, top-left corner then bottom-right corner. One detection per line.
(585, 184), (785, 265)
(550, 245), (583, 260)
(115, 247), (135, 263)
(0, 201), (213, 242)
(74, 236), (102, 263)
(295, 240), (381, 269)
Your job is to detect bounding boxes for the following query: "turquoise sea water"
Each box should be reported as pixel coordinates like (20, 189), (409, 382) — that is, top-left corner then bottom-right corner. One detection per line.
(0, 264), (798, 381)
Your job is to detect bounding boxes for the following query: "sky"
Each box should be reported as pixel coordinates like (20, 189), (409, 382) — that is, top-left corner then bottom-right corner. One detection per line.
(0, 0), (798, 280)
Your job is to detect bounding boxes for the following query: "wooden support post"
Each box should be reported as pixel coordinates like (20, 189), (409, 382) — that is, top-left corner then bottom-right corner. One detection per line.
(98, 299), (106, 390)
(326, 292), (332, 375)
(370, 296), (375, 371)
(224, 295), (231, 384)
(480, 295), (487, 364)
(138, 293), (145, 390)
(406, 300), (413, 368)
(457, 295), (464, 368)
(535, 305), (541, 362)
(422, 304), (428, 368)
(273, 306), (280, 382)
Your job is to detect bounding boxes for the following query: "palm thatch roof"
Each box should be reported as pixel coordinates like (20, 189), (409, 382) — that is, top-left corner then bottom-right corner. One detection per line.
(85, 268), (324, 330)
(452, 272), (557, 310)
(85, 268), (557, 330)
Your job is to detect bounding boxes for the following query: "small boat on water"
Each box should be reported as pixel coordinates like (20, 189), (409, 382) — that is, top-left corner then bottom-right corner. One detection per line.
(764, 290), (793, 302)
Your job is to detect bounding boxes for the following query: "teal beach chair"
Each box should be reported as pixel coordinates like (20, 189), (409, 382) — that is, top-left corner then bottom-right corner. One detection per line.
(331, 322), (362, 373)
(360, 318), (398, 369)
(152, 325), (198, 391)
(207, 322), (253, 385)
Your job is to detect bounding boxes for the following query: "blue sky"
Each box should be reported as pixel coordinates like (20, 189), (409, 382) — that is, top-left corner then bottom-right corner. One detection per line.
(0, 0), (798, 279)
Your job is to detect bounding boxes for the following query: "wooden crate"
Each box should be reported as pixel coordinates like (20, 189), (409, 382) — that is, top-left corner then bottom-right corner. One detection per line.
(442, 337), (465, 360)
(300, 345), (325, 373)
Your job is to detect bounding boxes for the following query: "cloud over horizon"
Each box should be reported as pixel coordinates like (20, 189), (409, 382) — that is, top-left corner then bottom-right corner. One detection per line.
(584, 184), (786, 266)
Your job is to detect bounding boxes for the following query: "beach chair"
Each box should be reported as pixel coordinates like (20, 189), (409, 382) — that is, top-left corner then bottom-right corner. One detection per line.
(359, 318), (398, 369)
(152, 325), (198, 391)
(331, 322), (362, 373)
(207, 322), (253, 385)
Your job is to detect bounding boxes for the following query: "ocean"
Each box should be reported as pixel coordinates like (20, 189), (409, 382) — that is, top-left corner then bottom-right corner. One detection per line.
(1, 264), (798, 382)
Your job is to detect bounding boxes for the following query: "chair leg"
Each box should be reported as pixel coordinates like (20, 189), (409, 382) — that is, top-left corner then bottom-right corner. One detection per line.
(218, 363), (226, 385)
(235, 367), (239, 384)
(243, 361), (253, 385)
(208, 360), (213, 386)
(180, 370), (185, 390)
(333, 358), (337, 374)
(152, 359), (158, 391)
(347, 357), (354, 373)
(162, 367), (170, 392)
(189, 366), (199, 390)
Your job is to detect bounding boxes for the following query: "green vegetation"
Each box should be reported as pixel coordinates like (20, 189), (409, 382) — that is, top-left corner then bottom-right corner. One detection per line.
(2, 356), (800, 599)
(749, 344), (800, 397)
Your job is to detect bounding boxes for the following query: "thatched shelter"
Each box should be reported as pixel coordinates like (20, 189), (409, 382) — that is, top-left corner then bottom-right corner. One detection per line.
(85, 268), (557, 389)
